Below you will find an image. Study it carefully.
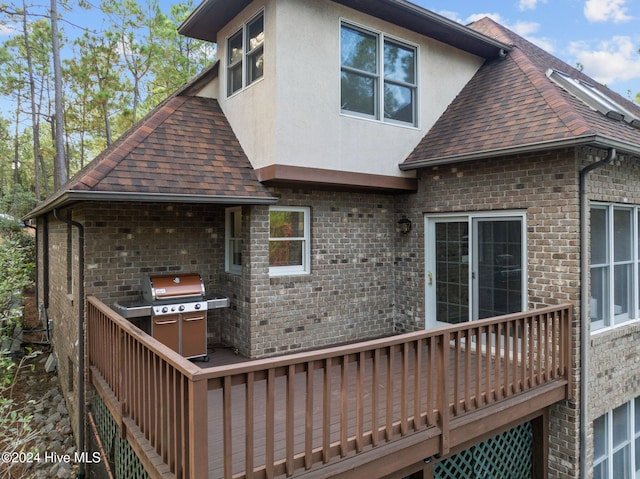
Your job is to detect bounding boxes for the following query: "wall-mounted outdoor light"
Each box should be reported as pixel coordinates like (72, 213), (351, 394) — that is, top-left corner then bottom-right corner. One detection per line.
(398, 216), (412, 235)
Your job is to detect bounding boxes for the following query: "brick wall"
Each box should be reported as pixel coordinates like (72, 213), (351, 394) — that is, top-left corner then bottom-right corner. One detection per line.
(38, 201), (238, 441)
(398, 149), (582, 323)
(39, 194), (399, 413)
(244, 189), (398, 357)
(585, 151), (640, 479)
(40, 214), (82, 441)
(407, 148), (582, 479)
(38, 147), (640, 475)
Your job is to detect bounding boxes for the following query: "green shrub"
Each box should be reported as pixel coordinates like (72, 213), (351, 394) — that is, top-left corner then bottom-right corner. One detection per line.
(0, 234), (35, 333)
(0, 228), (38, 479)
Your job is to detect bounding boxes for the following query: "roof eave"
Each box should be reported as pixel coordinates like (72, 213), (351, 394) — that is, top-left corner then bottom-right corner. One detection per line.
(178, 0), (511, 59)
(26, 190), (278, 219)
(178, 0), (253, 42)
(399, 136), (640, 170)
(332, 0), (511, 59)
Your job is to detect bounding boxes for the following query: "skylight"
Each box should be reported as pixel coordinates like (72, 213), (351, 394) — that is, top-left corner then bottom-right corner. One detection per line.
(546, 69), (640, 129)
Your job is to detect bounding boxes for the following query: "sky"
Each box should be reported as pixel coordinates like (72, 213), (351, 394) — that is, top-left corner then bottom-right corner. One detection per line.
(412, 0), (640, 101)
(1, 0), (639, 102)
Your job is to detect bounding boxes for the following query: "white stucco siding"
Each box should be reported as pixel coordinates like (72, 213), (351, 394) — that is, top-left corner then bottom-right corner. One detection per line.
(216, 0), (278, 169)
(215, 0), (484, 177)
(194, 77), (219, 99)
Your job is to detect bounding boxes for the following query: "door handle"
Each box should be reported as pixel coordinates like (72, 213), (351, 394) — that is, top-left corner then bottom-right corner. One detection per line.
(154, 319), (177, 325)
(428, 271), (433, 286)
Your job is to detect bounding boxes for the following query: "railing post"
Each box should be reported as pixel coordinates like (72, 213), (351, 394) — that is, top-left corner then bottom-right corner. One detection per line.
(564, 305), (573, 394)
(438, 332), (450, 455)
(188, 376), (208, 479)
(118, 329), (126, 438)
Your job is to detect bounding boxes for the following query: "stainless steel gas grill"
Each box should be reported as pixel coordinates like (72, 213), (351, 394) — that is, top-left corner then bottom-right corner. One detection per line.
(112, 273), (230, 361)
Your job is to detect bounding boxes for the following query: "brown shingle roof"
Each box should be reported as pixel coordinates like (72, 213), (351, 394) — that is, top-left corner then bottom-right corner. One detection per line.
(402, 17), (640, 169)
(30, 92), (276, 216)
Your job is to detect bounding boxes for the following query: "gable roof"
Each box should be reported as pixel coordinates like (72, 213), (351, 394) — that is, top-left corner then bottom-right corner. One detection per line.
(401, 17), (640, 170)
(29, 88), (276, 217)
(179, 0), (511, 60)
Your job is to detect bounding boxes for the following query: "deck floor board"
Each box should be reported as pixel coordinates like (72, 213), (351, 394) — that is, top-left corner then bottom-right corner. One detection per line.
(201, 345), (518, 479)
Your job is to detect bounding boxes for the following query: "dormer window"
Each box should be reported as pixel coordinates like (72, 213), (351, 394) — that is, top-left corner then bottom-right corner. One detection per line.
(340, 22), (417, 126)
(227, 11), (264, 96)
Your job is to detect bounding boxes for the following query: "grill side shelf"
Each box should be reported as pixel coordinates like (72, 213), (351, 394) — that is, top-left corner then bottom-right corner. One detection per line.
(112, 301), (152, 319)
(206, 295), (230, 309)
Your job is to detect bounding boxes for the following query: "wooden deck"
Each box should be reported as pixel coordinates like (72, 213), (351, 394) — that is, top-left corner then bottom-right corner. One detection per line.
(86, 298), (572, 479)
(204, 344), (495, 477)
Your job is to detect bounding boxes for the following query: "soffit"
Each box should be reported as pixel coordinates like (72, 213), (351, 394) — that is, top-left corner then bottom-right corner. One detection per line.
(178, 0), (511, 59)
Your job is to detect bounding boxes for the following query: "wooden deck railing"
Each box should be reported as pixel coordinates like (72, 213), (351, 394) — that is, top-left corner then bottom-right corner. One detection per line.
(87, 297), (572, 479)
(87, 297), (208, 479)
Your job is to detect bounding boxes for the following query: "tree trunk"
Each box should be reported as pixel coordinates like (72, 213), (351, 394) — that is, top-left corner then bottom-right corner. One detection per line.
(51, 0), (66, 189)
(12, 93), (21, 216)
(21, 0), (42, 200)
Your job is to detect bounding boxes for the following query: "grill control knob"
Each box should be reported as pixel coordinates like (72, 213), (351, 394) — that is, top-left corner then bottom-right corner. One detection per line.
(195, 303), (202, 310)
(179, 305), (185, 312)
(161, 307), (168, 313)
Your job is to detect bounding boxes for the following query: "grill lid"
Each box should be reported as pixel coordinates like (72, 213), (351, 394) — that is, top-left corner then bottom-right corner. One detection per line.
(143, 273), (205, 303)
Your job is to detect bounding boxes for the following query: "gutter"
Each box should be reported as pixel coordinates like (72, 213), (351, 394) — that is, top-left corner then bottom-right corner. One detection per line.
(399, 135), (640, 171)
(26, 191), (279, 219)
(578, 147), (616, 479)
(53, 208), (86, 479)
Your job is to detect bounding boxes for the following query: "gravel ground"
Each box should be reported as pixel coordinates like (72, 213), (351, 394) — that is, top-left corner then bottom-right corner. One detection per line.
(1, 288), (79, 479)
(3, 352), (78, 479)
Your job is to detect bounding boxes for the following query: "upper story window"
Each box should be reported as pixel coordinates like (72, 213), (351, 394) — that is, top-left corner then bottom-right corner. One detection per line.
(340, 22), (417, 126)
(590, 203), (640, 332)
(269, 207), (310, 276)
(227, 11), (264, 96)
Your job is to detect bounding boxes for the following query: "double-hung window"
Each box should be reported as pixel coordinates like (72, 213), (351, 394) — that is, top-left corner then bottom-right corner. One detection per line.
(593, 397), (640, 478)
(590, 204), (640, 331)
(225, 207), (243, 275)
(269, 207), (310, 276)
(227, 11), (264, 96)
(340, 22), (417, 126)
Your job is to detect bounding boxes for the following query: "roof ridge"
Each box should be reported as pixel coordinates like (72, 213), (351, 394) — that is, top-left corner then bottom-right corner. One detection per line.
(74, 96), (188, 191)
(507, 44), (596, 138)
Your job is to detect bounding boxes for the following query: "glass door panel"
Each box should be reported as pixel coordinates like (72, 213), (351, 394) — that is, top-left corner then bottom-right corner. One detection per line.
(434, 221), (469, 325)
(426, 214), (525, 329)
(475, 219), (523, 319)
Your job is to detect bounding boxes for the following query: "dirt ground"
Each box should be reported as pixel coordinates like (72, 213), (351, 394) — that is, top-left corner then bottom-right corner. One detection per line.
(10, 287), (52, 402)
(1, 288), (62, 479)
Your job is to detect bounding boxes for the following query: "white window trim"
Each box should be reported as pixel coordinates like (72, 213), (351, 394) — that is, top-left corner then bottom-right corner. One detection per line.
(424, 210), (528, 328)
(225, 207), (242, 275)
(593, 398), (640, 478)
(590, 202), (640, 334)
(339, 19), (419, 127)
(269, 206), (311, 277)
(225, 9), (264, 98)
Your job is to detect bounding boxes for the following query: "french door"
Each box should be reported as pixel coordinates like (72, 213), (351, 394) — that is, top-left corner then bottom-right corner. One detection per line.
(425, 213), (527, 328)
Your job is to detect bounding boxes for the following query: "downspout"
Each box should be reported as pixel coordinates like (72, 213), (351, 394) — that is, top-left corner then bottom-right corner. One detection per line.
(53, 208), (86, 479)
(42, 216), (49, 310)
(24, 222), (38, 308)
(579, 147), (615, 479)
